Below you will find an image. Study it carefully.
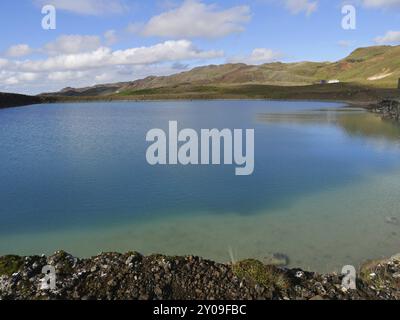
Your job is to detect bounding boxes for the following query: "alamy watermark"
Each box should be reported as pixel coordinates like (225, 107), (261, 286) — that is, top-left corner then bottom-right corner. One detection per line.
(41, 5), (56, 30)
(342, 265), (357, 290)
(146, 121), (255, 176)
(40, 265), (56, 290)
(342, 5), (356, 30)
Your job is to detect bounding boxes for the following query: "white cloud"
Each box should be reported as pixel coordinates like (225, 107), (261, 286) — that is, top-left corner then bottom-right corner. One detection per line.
(229, 48), (283, 65)
(17, 73), (39, 81)
(48, 71), (86, 81)
(1, 72), (38, 86)
(16, 40), (222, 73)
(0, 58), (9, 67)
(5, 44), (33, 57)
(34, 0), (127, 15)
(283, 0), (318, 15)
(44, 35), (102, 55)
(0, 40), (223, 93)
(95, 73), (111, 82)
(374, 30), (400, 44)
(141, 0), (251, 38)
(0, 63), (198, 94)
(4, 77), (19, 85)
(361, 0), (400, 9)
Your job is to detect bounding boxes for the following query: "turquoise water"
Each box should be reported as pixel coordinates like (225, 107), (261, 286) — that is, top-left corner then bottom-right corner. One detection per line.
(0, 100), (400, 272)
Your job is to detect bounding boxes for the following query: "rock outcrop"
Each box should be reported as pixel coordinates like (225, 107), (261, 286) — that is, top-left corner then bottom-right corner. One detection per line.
(371, 99), (400, 122)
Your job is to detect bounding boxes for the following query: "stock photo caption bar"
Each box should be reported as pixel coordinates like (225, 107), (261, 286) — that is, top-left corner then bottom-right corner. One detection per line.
(0, 0), (400, 311)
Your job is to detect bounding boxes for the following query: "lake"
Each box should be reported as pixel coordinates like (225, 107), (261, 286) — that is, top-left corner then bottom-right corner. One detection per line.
(0, 100), (400, 273)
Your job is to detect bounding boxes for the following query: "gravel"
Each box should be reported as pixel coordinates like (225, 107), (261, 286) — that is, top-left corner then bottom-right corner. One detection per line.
(1, 251), (399, 300)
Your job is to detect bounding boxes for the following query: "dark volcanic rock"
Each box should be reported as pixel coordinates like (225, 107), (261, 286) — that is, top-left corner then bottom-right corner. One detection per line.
(0, 251), (399, 300)
(371, 99), (400, 122)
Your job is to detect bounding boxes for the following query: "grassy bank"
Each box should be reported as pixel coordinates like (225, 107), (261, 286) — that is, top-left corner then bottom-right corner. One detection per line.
(114, 83), (400, 103)
(57, 83), (400, 104)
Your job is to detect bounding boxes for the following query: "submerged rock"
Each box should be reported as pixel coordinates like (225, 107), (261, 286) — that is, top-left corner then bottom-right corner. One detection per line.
(385, 217), (400, 226)
(262, 253), (290, 267)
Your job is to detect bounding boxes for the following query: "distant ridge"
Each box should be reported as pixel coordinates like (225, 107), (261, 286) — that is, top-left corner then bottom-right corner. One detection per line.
(42, 45), (400, 97)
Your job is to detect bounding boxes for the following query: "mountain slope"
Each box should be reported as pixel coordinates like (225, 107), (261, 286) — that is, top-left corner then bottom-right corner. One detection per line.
(43, 45), (400, 97)
(314, 46), (400, 87)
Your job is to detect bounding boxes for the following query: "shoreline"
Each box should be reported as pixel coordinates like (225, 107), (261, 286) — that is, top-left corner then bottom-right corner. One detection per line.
(0, 95), (380, 112)
(2, 83), (399, 110)
(1, 251), (399, 300)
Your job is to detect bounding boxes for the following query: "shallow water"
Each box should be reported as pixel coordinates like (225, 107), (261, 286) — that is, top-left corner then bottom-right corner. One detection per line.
(0, 100), (399, 273)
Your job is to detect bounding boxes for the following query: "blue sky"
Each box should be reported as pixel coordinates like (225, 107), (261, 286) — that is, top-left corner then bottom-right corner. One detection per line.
(1, 0), (400, 94)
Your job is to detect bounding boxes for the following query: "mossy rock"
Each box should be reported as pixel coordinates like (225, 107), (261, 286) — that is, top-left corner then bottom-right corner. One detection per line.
(0, 255), (24, 276)
(233, 259), (290, 291)
(359, 258), (387, 281)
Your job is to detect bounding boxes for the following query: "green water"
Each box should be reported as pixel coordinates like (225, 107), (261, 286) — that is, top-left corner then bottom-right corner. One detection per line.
(0, 100), (399, 272)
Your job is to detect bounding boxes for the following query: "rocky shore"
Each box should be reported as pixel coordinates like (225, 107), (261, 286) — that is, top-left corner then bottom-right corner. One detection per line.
(1, 251), (399, 300)
(370, 99), (400, 122)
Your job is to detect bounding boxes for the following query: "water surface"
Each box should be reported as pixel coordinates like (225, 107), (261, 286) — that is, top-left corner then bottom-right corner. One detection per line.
(1, 100), (400, 272)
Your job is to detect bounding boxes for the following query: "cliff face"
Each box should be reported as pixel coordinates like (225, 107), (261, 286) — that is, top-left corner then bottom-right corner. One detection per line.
(371, 99), (400, 122)
(0, 92), (43, 109)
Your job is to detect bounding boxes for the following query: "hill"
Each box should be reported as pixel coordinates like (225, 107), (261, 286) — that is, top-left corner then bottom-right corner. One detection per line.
(42, 45), (400, 98)
(0, 92), (44, 109)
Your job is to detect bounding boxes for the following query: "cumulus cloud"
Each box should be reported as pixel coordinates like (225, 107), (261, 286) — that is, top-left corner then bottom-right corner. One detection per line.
(34, 0), (127, 15)
(0, 71), (38, 86)
(15, 40), (222, 73)
(0, 58), (9, 67)
(140, 0), (251, 38)
(0, 40), (223, 93)
(47, 71), (86, 81)
(374, 30), (400, 44)
(5, 44), (33, 57)
(1, 64), (197, 94)
(44, 35), (102, 55)
(229, 48), (283, 65)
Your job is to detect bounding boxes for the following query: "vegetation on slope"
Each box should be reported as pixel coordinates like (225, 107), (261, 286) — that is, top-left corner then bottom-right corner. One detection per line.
(42, 45), (400, 99)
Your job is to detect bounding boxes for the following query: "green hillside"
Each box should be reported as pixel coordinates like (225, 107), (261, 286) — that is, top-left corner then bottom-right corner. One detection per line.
(117, 45), (400, 92)
(41, 45), (400, 99)
(314, 46), (400, 87)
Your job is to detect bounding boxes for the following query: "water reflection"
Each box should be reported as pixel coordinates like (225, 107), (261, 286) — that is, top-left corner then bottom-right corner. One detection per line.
(2, 101), (400, 272)
(258, 108), (400, 143)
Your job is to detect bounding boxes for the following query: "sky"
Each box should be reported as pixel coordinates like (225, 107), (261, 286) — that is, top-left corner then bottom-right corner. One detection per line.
(1, 0), (400, 94)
